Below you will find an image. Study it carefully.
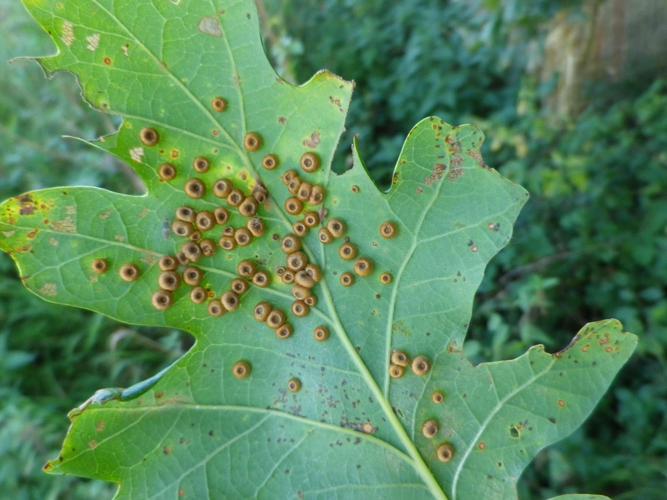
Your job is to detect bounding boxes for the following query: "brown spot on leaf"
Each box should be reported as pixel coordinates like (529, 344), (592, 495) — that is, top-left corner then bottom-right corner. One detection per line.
(468, 148), (486, 167)
(198, 17), (222, 37)
(425, 163), (446, 186)
(361, 422), (376, 434)
(448, 168), (463, 181)
(329, 96), (344, 112)
(447, 156), (464, 181)
(51, 218), (76, 233)
(39, 283), (57, 297)
(303, 131), (321, 148)
(96, 420), (106, 433)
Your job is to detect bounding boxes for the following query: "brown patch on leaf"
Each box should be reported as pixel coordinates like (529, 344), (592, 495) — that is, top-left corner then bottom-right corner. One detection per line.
(302, 131), (321, 149)
(468, 148), (487, 167)
(198, 17), (222, 37)
(329, 96), (344, 113)
(425, 163), (446, 186)
(39, 283), (58, 297)
(361, 422), (376, 434)
(17, 194), (35, 215)
(51, 218), (76, 233)
(447, 156), (464, 181)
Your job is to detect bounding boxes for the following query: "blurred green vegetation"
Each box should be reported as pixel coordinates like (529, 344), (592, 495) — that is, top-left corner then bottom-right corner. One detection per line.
(1, 0), (665, 498)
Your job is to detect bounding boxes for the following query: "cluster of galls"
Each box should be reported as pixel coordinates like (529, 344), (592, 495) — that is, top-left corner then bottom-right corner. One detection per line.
(388, 351), (456, 462)
(253, 300), (292, 339)
(388, 350), (431, 379)
(327, 219), (398, 288)
(279, 168), (324, 235)
(135, 121), (277, 315)
(104, 119), (409, 400)
(91, 258), (142, 286)
(171, 174), (267, 254)
(424, 417), (456, 464)
(277, 233), (322, 320)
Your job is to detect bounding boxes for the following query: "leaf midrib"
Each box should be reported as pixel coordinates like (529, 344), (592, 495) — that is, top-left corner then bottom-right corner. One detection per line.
(54, 3), (448, 498)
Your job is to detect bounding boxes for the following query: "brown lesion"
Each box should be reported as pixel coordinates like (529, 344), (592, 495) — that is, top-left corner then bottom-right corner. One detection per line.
(39, 283), (58, 297)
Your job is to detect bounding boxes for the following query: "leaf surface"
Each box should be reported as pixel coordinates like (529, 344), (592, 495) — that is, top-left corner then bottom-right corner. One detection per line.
(1, 1), (637, 498)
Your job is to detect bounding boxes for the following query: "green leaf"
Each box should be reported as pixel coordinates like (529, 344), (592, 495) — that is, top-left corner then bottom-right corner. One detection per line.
(1, 1), (637, 498)
(548, 496), (610, 500)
